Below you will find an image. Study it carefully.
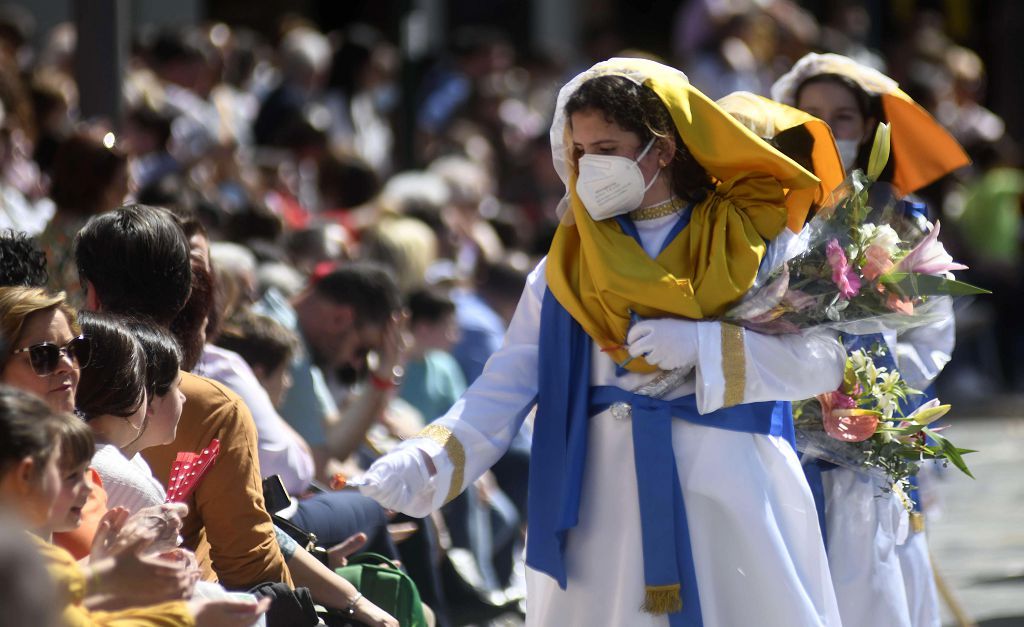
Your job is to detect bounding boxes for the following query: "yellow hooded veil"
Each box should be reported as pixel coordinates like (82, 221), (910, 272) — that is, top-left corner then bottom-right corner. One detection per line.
(717, 91), (845, 231)
(546, 58), (819, 373)
(771, 52), (970, 196)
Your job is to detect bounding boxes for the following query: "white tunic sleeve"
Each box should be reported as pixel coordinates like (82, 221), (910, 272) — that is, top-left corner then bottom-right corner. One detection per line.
(689, 224), (847, 413)
(397, 258), (545, 510)
(892, 296), (955, 390)
(693, 321), (847, 414)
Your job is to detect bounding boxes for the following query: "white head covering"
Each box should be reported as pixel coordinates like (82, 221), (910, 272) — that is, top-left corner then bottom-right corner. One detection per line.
(771, 52), (899, 105)
(771, 52), (970, 195)
(549, 57), (816, 222)
(548, 59), (685, 190)
(548, 60), (673, 222)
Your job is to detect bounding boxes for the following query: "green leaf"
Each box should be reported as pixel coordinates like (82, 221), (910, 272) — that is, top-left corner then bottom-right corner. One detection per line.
(880, 272), (991, 297)
(897, 450), (927, 459)
(930, 432), (975, 479)
(895, 423), (929, 435)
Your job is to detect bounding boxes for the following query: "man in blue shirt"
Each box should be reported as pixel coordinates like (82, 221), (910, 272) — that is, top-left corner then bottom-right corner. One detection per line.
(258, 262), (402, 478)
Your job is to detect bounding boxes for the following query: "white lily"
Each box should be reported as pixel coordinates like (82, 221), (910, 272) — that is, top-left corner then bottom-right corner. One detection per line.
(906, 398), (951, 426)
(867, 122), (891, 181)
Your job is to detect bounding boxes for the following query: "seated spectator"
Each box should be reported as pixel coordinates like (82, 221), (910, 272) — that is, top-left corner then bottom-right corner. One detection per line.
(76, 313), (180, 513)
(256, 262), (403, 479)
(0, 385), (267, 625)
(400, 287), (465, 423)
(75, 204), (292, 589)
(0, 286), (83, 416)
(214, 309), (301, 416)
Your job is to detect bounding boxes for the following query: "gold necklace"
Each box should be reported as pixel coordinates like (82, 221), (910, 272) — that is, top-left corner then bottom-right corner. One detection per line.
(629, 197), (687, 221)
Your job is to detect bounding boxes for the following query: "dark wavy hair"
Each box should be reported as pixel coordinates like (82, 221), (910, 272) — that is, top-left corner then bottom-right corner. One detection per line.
(75, 312), (147, 421)
(0, 230), (47, 288)
(125, 319), (182, 399)
(564, 74), (714, 202)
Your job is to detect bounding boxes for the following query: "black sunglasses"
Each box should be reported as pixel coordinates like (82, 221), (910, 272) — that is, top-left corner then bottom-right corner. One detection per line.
(11, 336), (92, 376)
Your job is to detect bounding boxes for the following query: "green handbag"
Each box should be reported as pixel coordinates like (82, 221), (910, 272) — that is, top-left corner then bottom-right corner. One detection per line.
(335, 552), (428, 627)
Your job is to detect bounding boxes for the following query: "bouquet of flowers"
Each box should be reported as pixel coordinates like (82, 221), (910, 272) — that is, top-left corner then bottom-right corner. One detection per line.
(793, 343), (974, 504)
(726, 124), (987, 335)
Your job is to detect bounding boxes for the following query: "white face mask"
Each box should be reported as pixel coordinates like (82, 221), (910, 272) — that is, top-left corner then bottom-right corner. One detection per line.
(835, 139), (860, 173)
(575, 138), (660, 221)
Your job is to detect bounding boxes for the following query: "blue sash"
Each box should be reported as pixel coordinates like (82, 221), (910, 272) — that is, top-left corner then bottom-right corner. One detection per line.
(528, 287), (795, 625)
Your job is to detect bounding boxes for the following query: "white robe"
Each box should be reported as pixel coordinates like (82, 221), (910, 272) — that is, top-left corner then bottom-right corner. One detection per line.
(823, 469), (911, 627)
(823, 303), (953, 627)
(402, 215), (847, 626)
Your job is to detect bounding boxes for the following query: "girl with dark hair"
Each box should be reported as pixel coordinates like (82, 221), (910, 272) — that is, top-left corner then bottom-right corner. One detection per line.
(124, 319), (187, 454)
(0, 387), (269, 626)
(76, 312), (147, 429)
(361, 58), (849, 626)
(773, 53), (971, 627)
(76, 312), (160, 513)
(773, 52), (969, 194)
(38, 415), (95, 540)
(0, 386), (65, 529)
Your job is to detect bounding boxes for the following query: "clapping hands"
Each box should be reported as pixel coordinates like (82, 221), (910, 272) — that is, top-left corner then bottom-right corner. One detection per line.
(85, 505), (197, 610)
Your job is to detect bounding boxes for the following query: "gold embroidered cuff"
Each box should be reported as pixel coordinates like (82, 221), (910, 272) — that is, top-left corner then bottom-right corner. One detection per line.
(721, 323), (746, 407)
(416, 424), (466, 504)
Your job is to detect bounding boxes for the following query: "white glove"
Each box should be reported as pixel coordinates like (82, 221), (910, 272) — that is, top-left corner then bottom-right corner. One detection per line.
(358, 446), (438, 517)
(626, 318), (699, 371)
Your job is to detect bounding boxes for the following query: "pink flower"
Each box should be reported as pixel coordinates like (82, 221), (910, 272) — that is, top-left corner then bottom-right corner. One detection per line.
(826, 239), (862, 298)
(894, 221), (968, 276)
(819, 391), (878, 442)
(830, 391), (856, 409)
(861, 244), (895, 281)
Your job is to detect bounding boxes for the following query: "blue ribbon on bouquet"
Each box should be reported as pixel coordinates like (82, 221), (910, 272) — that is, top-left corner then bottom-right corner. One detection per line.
(528, 286), (795, 626)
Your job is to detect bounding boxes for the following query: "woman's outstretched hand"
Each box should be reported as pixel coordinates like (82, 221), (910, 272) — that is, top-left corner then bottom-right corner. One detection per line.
(358, 447), (437, 517)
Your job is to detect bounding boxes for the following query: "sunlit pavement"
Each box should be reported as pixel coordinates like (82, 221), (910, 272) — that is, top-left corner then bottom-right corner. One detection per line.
(927, 412), (1024, 627)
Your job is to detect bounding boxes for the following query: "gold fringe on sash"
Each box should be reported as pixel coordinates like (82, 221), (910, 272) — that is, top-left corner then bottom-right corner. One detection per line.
(642, 584), (683, 615)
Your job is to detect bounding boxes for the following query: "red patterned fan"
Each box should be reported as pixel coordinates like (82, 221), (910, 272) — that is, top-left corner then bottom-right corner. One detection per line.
(165, 439), (221, 503)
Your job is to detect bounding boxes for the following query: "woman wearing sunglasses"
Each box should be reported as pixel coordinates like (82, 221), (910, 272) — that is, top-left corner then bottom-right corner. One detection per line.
(0, 286), (113, 562)
(0, 286), (90, 414)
